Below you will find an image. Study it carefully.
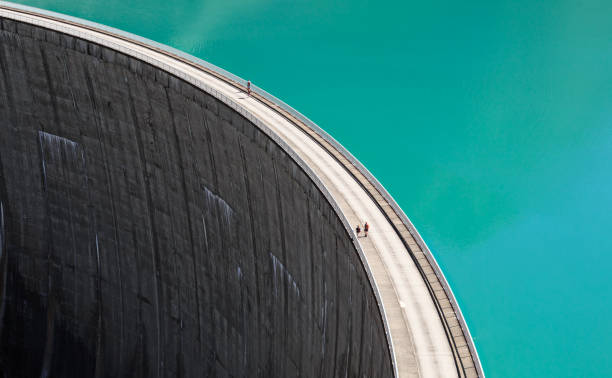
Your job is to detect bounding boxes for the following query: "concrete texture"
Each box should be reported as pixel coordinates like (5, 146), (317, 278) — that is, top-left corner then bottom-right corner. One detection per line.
(0, 18), (394, 377)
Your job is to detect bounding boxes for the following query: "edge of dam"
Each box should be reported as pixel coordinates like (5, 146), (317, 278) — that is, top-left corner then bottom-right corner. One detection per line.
(0, 2), (484, 377)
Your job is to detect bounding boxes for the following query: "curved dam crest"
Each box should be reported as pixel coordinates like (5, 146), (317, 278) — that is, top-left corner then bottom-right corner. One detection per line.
(0, 2), (484, 377)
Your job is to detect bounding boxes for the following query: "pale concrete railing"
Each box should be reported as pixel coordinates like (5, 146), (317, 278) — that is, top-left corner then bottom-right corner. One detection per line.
(0, 2), (483, 376)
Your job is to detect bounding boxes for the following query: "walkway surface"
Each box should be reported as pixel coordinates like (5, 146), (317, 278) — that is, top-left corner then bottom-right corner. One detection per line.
(0, 4), (481, 377)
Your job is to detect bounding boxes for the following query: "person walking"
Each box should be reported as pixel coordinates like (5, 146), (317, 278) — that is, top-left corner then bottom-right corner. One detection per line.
(364, 222), (369, 237)
(247, 80), (251, 96)
(355, 224), (361, 237)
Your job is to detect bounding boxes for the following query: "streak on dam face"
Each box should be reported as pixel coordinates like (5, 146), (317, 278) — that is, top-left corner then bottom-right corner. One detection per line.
(0, 17), (393, 377)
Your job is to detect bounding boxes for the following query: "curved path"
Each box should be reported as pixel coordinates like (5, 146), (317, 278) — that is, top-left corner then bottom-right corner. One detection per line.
(0, 2), (483, 377)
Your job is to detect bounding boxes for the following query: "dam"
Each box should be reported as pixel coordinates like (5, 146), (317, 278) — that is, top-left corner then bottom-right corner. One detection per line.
(0, 2), (483, 377)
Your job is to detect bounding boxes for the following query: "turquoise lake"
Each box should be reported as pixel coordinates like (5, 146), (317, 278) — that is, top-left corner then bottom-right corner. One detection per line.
(10, 0), (612, 376)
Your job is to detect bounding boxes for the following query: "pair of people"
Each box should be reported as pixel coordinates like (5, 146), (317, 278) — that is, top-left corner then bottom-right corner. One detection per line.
(355, 222), (369, 237)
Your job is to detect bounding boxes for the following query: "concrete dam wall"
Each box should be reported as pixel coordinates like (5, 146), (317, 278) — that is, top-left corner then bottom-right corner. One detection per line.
(0, 18), (393, 377)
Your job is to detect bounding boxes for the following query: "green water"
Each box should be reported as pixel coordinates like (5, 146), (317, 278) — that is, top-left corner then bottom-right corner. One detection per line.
(10, 0), (612, 376)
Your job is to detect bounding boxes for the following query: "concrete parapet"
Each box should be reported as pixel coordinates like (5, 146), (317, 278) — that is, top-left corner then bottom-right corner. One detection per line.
(0, 2), (485, 377)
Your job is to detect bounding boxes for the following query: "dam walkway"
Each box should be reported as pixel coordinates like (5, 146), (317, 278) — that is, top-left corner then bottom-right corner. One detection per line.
(0, 3), (483, 377)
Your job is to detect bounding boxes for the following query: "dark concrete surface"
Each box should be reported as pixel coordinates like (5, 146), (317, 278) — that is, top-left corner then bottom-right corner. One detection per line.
(0, 18), (393, 377)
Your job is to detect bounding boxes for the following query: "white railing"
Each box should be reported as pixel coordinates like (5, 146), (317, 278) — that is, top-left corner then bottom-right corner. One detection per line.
(0, 2), (484, 376)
